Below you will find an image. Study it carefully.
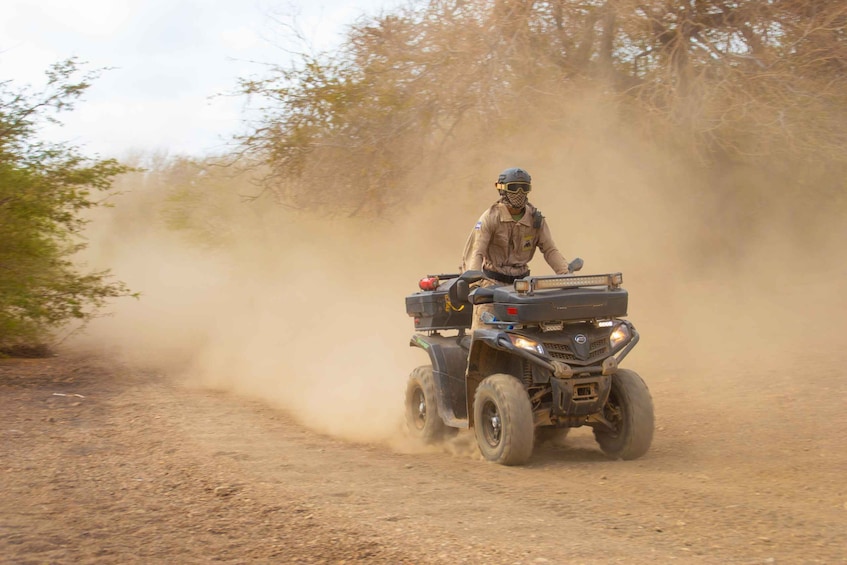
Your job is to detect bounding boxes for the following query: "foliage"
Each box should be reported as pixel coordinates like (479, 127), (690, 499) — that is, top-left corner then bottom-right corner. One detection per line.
(0, 59), (135, 349)
(149, 154), (252, 249)
(238, 0), (846, 218)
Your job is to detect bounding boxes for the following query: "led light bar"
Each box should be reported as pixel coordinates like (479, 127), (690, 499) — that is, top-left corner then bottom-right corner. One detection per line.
(514, 273), (623, 294)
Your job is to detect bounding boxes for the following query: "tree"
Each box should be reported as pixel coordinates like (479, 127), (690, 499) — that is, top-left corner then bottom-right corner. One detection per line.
(0, 59), (134, 352)
(238, 0), (846, 221)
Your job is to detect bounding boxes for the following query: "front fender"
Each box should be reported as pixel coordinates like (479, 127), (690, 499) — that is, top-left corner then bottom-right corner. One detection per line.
(464, 330), (528, 427)
(468, 329), (558, 376)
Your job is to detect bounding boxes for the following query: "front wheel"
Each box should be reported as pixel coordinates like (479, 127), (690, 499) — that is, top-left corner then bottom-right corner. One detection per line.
(473, 373), (534, 465)
(593, 368), (654, 460)
(405, 366), (454, 443)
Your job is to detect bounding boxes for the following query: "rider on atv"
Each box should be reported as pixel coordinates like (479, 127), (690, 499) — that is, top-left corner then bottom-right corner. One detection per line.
(461, 167), (573, 330)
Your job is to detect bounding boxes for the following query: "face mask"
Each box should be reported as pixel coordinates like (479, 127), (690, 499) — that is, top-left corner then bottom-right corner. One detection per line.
(503, 190), (528, 209)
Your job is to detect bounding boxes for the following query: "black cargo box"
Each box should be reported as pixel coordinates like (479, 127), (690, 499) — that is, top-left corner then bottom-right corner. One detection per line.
(406, 289), (472, 331)
(491, 286), (628, 323)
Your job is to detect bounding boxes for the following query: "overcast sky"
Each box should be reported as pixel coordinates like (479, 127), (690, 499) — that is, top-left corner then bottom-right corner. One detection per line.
(2, 0), (401, 158)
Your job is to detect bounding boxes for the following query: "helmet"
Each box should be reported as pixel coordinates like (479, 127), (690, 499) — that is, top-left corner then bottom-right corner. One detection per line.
(495, 167), (531, 209)
(496, 167), (531, 189)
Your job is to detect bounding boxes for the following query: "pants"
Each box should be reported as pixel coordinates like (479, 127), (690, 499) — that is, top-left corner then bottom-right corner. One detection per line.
(470, 279), (498, 333)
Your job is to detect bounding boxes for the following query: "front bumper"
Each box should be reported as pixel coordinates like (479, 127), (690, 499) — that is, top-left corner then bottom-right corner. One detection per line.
(494, 326), (640, 378)
(549, 373), (611, 418)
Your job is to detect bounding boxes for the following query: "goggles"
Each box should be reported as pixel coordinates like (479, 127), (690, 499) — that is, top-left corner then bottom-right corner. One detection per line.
(499, 182), (531, 193)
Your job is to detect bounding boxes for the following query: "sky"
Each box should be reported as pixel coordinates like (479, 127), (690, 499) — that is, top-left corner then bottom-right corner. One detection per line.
(1, 0), (401, 158)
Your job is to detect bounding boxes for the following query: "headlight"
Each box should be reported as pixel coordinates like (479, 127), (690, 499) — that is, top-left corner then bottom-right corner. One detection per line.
(609, 323), (631, 349)
(508, 334), (545, 355)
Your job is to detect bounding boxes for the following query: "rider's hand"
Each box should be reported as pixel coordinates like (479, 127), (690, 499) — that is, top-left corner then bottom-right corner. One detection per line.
(567, 257), (584, 274)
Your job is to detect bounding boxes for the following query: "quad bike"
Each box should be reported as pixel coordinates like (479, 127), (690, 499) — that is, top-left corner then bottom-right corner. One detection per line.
(404, 262), (654, 465)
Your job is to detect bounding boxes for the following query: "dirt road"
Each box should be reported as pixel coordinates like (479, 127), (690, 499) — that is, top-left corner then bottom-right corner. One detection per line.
(1, 351), (845, 564)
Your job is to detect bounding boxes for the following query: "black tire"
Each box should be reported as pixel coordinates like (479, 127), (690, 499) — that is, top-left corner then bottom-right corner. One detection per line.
(535, 426), (570, 446)
(593, 368), (654, 460)
(473, 373), (534, 465)
(405, 366), (454, 443)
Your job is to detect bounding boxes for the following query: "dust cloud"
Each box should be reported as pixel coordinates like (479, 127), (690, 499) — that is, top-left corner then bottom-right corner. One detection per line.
(70, 92), (846, 447)
(72, 185), (478, 444)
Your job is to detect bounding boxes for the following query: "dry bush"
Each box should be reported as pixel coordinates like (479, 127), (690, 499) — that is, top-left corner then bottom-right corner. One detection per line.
(229, 0), (845, 255)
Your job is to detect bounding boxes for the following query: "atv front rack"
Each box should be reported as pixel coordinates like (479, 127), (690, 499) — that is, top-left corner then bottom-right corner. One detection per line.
(513, 273), (623, 295)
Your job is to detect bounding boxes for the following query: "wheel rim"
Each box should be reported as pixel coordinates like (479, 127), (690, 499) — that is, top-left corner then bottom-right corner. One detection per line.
(481, 399), (502, 447)
(412, 386), (427, 430)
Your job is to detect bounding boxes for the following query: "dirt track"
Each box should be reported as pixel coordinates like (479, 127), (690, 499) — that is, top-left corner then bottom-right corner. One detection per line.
(1, 351), (845, 564)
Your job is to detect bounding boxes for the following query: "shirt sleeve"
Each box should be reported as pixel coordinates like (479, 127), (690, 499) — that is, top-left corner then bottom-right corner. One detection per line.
(460, 228), (475, 272)
(537, 218), (569, 275)
(464, 210), (494, 272)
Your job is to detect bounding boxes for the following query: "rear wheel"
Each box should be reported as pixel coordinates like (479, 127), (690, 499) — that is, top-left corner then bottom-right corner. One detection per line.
(593, 369), (654, 460)
(405, 366), (453, 443)
(473, 374), (534, 465)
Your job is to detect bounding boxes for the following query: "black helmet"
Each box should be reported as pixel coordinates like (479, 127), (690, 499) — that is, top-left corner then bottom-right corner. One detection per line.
(496, 167), (531, 186)
(495, 167), (531, 195)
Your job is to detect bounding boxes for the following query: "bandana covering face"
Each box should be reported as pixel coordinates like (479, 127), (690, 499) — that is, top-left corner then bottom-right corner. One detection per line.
(503, 190), (528, 210)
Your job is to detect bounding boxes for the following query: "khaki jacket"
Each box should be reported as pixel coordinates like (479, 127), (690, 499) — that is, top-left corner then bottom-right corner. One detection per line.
(461, 201), (569, 277)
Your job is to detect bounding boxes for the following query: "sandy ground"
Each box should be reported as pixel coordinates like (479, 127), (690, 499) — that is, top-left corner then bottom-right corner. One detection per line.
(1, 350), (845, 564)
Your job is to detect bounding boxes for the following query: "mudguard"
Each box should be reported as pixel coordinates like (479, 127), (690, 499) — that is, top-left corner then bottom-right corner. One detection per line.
(409, 334), (469, 427)
(464, 328), (534, 427)
(467, 328), (554, 379)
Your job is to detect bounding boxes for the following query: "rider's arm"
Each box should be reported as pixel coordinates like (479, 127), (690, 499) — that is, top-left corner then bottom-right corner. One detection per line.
(537, 219), (569, 275)
(465, 210), (495, 272)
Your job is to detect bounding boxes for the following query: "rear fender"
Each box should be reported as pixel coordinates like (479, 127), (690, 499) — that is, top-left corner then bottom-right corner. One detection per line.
(409, 334), (469, 425)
